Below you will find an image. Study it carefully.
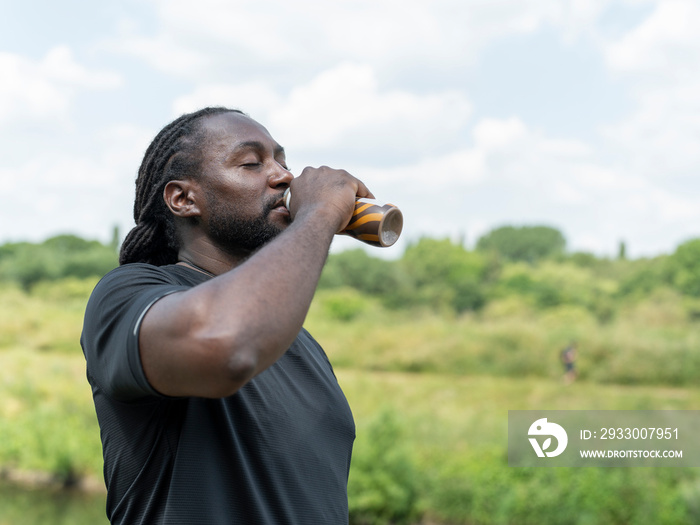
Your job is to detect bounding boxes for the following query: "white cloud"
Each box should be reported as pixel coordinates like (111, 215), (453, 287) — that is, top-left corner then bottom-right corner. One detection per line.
(472, 117), (529, 151)
(472, 116), (590, 160)
(113, 0), (589, 82)
(474, 116), (693, 220)
(4, 0), (699, 259)
(268, 63), (472, 153)
(0, 123), (150, 243)
(0, 46), (122, 124)
(363, 114), (700, 255)
(360, 147), (486, 188)
(173, 62), (473, 163)
(470, 116), (593, 189)
(601, 0), (700, 179)
(550, 180), (586, 204)
(606, 0), (700, 74)
(172, 83), (282, 118)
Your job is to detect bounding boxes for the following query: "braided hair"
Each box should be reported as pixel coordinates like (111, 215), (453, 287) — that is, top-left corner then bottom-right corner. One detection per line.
(119, 107), (244, 266)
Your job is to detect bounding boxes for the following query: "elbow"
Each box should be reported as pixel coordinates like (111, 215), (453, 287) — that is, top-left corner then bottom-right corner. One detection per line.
(192, 333), (262, 397)
(184, 312), (287, 397)
(223, 348), (258, 392)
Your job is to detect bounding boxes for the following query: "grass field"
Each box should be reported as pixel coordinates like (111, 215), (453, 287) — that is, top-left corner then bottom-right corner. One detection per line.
(2, 348), (700, 524)
(2, 280), (700, 523)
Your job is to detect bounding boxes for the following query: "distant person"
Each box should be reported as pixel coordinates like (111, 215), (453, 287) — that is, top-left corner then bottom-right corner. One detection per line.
(560, 342), (578, 384)
(81, 107), (373, 524)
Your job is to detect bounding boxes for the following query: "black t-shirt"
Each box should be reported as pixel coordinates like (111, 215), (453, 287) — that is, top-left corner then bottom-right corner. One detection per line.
(80, 263), (355, 524)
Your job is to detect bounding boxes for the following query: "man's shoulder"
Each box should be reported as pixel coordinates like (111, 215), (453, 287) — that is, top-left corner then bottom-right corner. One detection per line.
(85, 263), (200, 317)
(103, 262), (182, 280)
(97, 263), (201, 291)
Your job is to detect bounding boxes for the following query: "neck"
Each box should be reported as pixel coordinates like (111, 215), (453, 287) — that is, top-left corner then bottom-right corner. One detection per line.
(177, 257), (217, 278)
(176, 224), (257, 275)
(176, 241), (249, 277)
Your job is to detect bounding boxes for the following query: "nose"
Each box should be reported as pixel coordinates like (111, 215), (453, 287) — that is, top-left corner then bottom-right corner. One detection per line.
(269, 164), (294, 187)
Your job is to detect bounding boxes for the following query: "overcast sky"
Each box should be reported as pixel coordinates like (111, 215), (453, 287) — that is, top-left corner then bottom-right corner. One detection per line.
(1, 0), (699, 258)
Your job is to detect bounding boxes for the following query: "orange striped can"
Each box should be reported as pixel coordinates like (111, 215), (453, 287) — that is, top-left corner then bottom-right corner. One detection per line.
(283, 189), (403, 247)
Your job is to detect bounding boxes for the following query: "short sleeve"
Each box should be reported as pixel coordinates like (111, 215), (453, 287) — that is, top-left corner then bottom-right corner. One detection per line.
(80, 264), (189, 402)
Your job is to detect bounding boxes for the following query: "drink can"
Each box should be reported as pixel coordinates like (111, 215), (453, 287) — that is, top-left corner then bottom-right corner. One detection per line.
(283, 189), (403, 247)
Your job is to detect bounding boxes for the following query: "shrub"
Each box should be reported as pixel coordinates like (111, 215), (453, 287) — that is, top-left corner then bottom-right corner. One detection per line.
(672, 239), (700, 296)
(476, 225), (566, 263)
(348, 408), (421, 525)
(317, 288), (373, 322)
(425, 450), (691, 525)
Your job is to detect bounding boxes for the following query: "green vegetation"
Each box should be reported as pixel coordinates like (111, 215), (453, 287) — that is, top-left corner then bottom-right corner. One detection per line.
(476, 225), (566, 263)
(1, 227), (700, 524)
(0, 233), (118, 290)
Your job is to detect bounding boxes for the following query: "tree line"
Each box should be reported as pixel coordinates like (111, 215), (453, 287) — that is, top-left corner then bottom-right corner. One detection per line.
(2, 225), (700, 320)
(321, 225), (700, 320)
(0, 232), (120, 290)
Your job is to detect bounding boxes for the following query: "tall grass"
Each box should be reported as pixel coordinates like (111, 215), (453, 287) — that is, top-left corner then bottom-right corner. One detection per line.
(307, 289), (700, 386)
(0, 279), (96, 354)
(2, 279), (700, 523)
(337, 369), (700, 524)
(0, 349), (102, 484)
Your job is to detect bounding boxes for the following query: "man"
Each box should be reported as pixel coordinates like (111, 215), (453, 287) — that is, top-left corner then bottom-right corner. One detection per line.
(81, 107), (373, 524)
(560, 342), (578, 384)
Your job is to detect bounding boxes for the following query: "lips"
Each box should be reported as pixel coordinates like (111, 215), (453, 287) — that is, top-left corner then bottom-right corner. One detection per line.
(269, 192), (290, 216)
(272, 197), (286, 210)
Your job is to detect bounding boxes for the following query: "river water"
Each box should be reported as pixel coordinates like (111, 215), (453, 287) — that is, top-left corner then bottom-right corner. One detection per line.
(0, 481), (108, 525)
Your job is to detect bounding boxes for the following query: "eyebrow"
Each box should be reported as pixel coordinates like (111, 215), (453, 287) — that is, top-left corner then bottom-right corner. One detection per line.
(228, 140), (286, 159)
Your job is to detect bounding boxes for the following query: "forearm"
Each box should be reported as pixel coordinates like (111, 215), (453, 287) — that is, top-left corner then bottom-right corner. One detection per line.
(197, 211), (335, 369)
(140, 164), (371, 397)
(140, 209), (337, 397)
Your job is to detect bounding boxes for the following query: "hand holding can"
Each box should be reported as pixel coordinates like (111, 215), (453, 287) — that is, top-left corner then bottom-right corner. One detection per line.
(283, 189), (403, 247)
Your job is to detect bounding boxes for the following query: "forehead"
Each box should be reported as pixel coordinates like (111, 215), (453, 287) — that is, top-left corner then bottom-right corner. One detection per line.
(199, 112), (280, 158)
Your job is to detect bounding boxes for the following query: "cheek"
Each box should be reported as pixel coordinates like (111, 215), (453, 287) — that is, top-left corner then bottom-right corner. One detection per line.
(203, 178), (268, 219)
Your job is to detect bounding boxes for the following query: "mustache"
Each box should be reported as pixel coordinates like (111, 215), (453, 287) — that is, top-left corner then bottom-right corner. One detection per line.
(263, 191), (287, 215)
(268, 191), (287, 208)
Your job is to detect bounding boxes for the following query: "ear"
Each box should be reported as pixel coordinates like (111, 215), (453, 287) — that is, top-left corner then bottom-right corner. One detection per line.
(164, 180), (202, 218)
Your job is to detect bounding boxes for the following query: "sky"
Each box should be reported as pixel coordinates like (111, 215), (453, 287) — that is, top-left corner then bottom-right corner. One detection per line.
(1, 0), (699, 259)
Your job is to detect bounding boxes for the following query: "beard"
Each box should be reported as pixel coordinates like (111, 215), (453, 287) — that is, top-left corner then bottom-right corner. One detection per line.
(205, 193), (287, 255)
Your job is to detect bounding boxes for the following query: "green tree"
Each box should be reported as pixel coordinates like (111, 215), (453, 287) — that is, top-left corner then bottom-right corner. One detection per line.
(671, 239), (700, 296)
(476, 225), (566, 263)
(348, 408), (420, 525)
(617, 256), (673, 299)
(618, 240), (627, 260)
(319, 249), (404, 296)
(0, 234), (118, 289)
(110, 225), (121, 253)
(400, 237), (490, 312)
(568, 251), (599, 268)
(493, 262), (562, 308)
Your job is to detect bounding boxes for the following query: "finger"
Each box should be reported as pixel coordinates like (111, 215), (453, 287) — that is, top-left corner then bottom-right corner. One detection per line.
(354, 179), (375, 200)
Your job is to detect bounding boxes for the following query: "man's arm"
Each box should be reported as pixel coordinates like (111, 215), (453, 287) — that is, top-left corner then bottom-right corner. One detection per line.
(138, 167), (370, 398)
